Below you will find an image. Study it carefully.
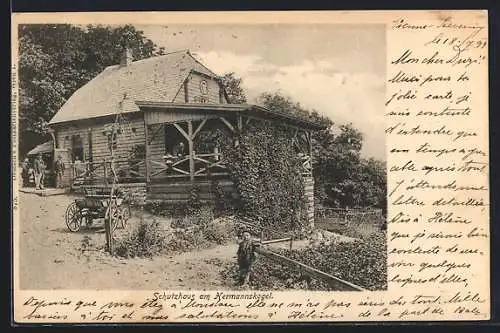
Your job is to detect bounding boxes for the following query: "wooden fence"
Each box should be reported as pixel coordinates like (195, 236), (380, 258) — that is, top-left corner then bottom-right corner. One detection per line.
(70, 158), (146, 185)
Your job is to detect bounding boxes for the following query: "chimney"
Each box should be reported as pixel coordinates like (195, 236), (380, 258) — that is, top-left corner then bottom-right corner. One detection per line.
(120, 48), (133, 66)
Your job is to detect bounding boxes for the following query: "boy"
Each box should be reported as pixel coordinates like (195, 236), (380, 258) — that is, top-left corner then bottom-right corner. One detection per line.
(237, 231), (258, 286)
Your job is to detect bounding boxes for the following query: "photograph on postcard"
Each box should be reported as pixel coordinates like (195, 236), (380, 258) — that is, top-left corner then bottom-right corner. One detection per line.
(12, 11), (490, 323)
(17, 22), (387, 292)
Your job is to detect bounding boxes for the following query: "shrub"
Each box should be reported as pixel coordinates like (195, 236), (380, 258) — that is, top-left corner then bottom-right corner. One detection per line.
(171, 205), (214, 229)
(115, 219), (167, 258)
(204, 220), (237, 244)
(144, 201), (187, 217)
(162, 228), (210, 253)
(117, 203), (237, 258)
(186, 184), (202, 216)
(211, 180), (233, 216)
(164, 217), (237, 253)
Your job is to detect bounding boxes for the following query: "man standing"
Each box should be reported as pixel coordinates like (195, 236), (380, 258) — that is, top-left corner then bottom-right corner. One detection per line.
(237, 231), (258, 286)
(55, 155), (65, 188)
(21, 158), (30, 187)
(34, 153), (46, 190)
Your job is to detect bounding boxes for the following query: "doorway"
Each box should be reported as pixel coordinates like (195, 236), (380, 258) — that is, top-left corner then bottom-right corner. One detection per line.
(71, 135), (84, 162)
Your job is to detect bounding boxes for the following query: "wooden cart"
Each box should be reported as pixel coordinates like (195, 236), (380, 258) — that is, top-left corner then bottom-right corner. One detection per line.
(65, 187), (131, 232)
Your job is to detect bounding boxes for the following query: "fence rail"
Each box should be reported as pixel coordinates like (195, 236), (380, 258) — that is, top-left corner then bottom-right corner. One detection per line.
(255, 246), (366, 291)
(70, 158), (147, 185)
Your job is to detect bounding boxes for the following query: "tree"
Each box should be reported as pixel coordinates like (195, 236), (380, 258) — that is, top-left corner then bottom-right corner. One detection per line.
(221, 72), (247, 104)
(18, 24), (164, 155)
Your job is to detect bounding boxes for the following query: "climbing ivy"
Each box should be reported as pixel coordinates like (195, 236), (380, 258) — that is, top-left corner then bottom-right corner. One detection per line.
(222, 121), (307, 234)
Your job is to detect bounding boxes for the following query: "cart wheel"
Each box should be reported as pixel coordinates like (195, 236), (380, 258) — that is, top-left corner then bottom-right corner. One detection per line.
(65, 202), (82, 232)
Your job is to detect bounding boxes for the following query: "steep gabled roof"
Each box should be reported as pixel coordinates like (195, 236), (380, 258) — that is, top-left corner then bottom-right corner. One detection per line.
(49, 50), (219, 124)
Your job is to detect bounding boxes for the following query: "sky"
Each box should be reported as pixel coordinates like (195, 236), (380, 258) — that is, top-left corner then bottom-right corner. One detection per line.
(138, 24), (386, 160)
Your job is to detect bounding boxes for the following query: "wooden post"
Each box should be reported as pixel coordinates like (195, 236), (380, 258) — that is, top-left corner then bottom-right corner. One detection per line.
(308, 130), (313, 174)
(103, 158), (108, 184)
(184, 79), (189, 103)
(188, 121), (194, 182)
(143, 116), (151, 183)
(235, 114), (243, 147)
(105, 209), (113, 254)
(88, 128), (93, 163)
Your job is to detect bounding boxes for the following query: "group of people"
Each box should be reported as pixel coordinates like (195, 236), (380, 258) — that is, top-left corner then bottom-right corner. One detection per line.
(21, 153), (46, 190)
(21, 154), (66, 189)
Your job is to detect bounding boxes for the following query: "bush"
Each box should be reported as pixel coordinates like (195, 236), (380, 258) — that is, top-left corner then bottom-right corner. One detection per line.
(143, 201), (188, 217)
(204, 220), (237, 244)
(115, 219), (167, 258)
(211, 180), (233, 216)
(186, 184), (202, 215)
(171, 205), (214, 229)
(162, 228), (210, 253)
(164, 217), (237, 253)
(233, 231), (387, 291)
(116, 206), (238, 258)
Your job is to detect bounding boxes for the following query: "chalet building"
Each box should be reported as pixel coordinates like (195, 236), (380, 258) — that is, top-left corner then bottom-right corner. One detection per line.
(48, 49), (321, 225)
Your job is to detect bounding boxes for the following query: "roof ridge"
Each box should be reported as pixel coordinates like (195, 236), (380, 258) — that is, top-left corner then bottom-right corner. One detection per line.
(102, 49), (190, 71)
(185, 50), (219, 78)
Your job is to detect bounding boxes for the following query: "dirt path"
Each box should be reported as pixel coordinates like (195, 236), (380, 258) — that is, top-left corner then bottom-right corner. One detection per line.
(18, 192), (239, 290)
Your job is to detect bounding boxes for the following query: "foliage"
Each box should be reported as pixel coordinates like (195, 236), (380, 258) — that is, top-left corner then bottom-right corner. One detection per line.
(225, 231), (387, 291)
(186, 184), (202, 216)
(166, 218), (237, 253)
(115, 211), (237, 258)
(257, 91), (386, 210)
(143, 200), (188, 217)
(18, 24), (164, 155)
(314, 128), (387, 209)
(171, 205), (214, 229)
(211, 180), (233, 216)
(115, 219), (167, 258)
(223, 121), (307, 234)
(221, 72), (247, 104)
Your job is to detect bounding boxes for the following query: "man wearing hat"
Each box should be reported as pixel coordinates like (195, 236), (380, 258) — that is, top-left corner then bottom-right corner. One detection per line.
(33, 153), (46, 190)
(55, 154), (65, 188)
(21, 158), (31, 187)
